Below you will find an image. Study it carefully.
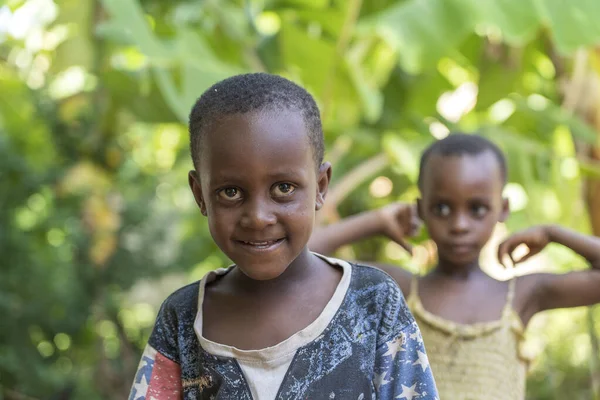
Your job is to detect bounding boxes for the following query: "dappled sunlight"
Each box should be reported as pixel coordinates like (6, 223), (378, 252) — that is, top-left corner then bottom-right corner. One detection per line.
(428, 121), (449, 139)
(369, 176), (394, 198)
(437, 82), (479, 123)
(488, 98), (516, 124)
(504, 182), (529, 212)
(2, 0), (600, 398)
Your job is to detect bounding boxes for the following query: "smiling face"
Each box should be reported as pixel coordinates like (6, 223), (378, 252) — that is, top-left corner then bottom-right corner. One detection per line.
(418, 151), (509, 268)
(188, 109), (330, 281)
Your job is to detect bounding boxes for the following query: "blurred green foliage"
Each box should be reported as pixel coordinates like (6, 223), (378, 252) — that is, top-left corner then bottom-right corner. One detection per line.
(1, 0), (600, 398)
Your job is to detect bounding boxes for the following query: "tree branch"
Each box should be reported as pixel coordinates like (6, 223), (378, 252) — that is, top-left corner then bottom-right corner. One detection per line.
(319, 153), (388, 224)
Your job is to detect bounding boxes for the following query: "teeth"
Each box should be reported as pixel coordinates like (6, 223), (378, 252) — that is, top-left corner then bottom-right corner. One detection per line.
(243, 240), (278, 246)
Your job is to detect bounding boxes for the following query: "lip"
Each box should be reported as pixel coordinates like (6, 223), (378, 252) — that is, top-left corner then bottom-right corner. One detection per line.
(446, 243), (477, 254)
(235, 238), (286, 253)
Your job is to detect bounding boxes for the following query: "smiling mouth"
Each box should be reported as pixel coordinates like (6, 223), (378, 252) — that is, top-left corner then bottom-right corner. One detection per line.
(237, 238), (285, 250)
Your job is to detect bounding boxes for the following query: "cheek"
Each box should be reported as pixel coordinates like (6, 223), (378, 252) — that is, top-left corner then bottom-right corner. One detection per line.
(422, 217), (443, 236)
(475, 217), (497, 239)
(207, 208), (236, 235)
(282, 198), (314, 227)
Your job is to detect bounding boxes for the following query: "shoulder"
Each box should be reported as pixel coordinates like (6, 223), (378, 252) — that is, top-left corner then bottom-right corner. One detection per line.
(159, 280), (201, 318)
(148, 281), (201, 362)
(349, 263), (415, 344)
(350, 263), (409, 301)
(374, 263), (413, 296)
(150, 282), (200, 340)
(351, 262), (399, 287)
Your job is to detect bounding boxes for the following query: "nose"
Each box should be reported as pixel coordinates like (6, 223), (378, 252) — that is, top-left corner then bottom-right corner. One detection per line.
(239, 195), (277, 230)
(450, 212), (470, 234)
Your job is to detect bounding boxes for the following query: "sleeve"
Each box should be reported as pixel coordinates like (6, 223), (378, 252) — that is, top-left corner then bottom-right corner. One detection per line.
(373, 321), (438, 399)
(128, 344), (182, 400)
(371, 274), (439, 400)
(129, 300), (183, 400)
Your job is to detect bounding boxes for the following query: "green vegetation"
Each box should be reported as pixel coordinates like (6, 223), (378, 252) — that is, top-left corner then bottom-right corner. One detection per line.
(1, 0), (600, 398)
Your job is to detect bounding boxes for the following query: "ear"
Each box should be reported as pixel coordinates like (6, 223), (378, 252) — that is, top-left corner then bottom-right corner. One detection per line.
(416, 198), (424, 220)
(499, 197), (510, 222)
(315, 162), (332, 210)
(188, 170), (207, 216)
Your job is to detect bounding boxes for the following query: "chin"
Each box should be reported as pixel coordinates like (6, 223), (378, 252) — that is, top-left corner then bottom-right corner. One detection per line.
(445, 254), (479, 266)
(236, 262), (289, 281)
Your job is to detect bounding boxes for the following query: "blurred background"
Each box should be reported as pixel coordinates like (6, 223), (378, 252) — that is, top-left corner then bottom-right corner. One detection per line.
(1, 0), (600, 398)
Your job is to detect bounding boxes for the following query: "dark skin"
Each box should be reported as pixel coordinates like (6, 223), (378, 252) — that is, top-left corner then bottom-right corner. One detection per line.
(189, 110), (341, 350)
(310, 151), (600, 328)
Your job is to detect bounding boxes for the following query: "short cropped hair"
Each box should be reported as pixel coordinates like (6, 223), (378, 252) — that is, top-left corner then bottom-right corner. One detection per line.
(188, 73), (324, 168)
(418, 133), (507, 188)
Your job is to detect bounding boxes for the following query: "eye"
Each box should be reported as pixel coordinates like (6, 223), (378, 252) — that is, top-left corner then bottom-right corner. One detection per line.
(217, 187), (242, 201)
(471, 204), (489, 218)
(433, 203), (451, 217)
(271, 183), (296, 197)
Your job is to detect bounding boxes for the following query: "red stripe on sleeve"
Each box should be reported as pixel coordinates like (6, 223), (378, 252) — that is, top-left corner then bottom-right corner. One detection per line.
(147, 352), (182, 399)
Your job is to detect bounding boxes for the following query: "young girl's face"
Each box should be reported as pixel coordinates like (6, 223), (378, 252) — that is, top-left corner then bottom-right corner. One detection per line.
(418, 151), (509, 267)
(189, 109), (330, 281)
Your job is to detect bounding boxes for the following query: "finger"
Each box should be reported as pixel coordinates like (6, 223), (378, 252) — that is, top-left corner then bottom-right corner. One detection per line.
(397, 238), (413, 255)
(409, 217), (422, 237)
(513, 247), (539, 264)
(409, 203), (419, 218)
(406, 205), (421, 236)
(409, 222), (422, 237)
(508, 251), (517, 267)
(387, 226), (413, 255)
(497, 241), (508, 268)
(394, 207), (416, 239)
(498, 241), (517, 269)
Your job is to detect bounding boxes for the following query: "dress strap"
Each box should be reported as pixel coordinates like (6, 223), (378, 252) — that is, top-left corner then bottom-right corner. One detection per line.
(410, 275), (419, 296)
(407, 275), (420, 305)
(502, 278), (517, 319)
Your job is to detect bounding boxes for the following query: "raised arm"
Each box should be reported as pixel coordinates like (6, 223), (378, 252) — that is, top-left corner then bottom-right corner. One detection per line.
(498, 225), (600, 322)
(310, 203), (420, 294)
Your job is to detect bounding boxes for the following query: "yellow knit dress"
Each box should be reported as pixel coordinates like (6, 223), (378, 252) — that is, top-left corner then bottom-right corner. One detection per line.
(407, 277), (530, 400)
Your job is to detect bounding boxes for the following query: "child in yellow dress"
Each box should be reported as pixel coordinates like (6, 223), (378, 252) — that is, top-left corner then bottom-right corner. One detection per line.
(310, 133), (600, 399)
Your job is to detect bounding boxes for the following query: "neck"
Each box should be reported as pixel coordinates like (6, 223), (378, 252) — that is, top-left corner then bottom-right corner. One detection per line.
(228, 248), (320, 294)
(432, 257), (483, 280)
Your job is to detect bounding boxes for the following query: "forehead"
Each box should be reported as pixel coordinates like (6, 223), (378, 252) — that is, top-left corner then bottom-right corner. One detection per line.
(199, 110), (314, 180)
(420, 152), (503, 199)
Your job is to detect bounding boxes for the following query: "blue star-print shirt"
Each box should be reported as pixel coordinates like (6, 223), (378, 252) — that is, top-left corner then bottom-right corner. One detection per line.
(130, 261), (439, 399)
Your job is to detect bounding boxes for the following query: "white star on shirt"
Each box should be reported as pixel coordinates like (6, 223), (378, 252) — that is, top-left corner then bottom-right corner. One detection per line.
(383, 334), (406, 359)
(409, 330), (423, 344)
(412, 350), (430, 372)
(133, 374), (149, 399)
(373, 371), (391, 390)
(396, 383), (420, 400)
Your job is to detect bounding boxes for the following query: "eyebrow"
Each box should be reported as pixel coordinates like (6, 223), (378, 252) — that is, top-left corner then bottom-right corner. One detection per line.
(210, 169), (308, 185)
(427, 194), (493, 203)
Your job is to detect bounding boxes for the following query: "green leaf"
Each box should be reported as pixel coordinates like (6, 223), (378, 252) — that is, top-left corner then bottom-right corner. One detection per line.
(511, 95), (598, 144)
(537, 0), (600, 54)
(468, 0), (540, 45)
(101, 0), (242, 122)
(382, 132), (419, 182)
(361, 0), (478, 73)
(101, 0), (174, 64)
(279, 17), (336, 96)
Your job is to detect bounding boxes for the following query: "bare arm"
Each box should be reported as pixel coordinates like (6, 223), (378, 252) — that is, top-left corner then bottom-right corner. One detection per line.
(499, 225), (600, 320)
(310, 210), (393, 255)
(310, 203), (419, 294)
